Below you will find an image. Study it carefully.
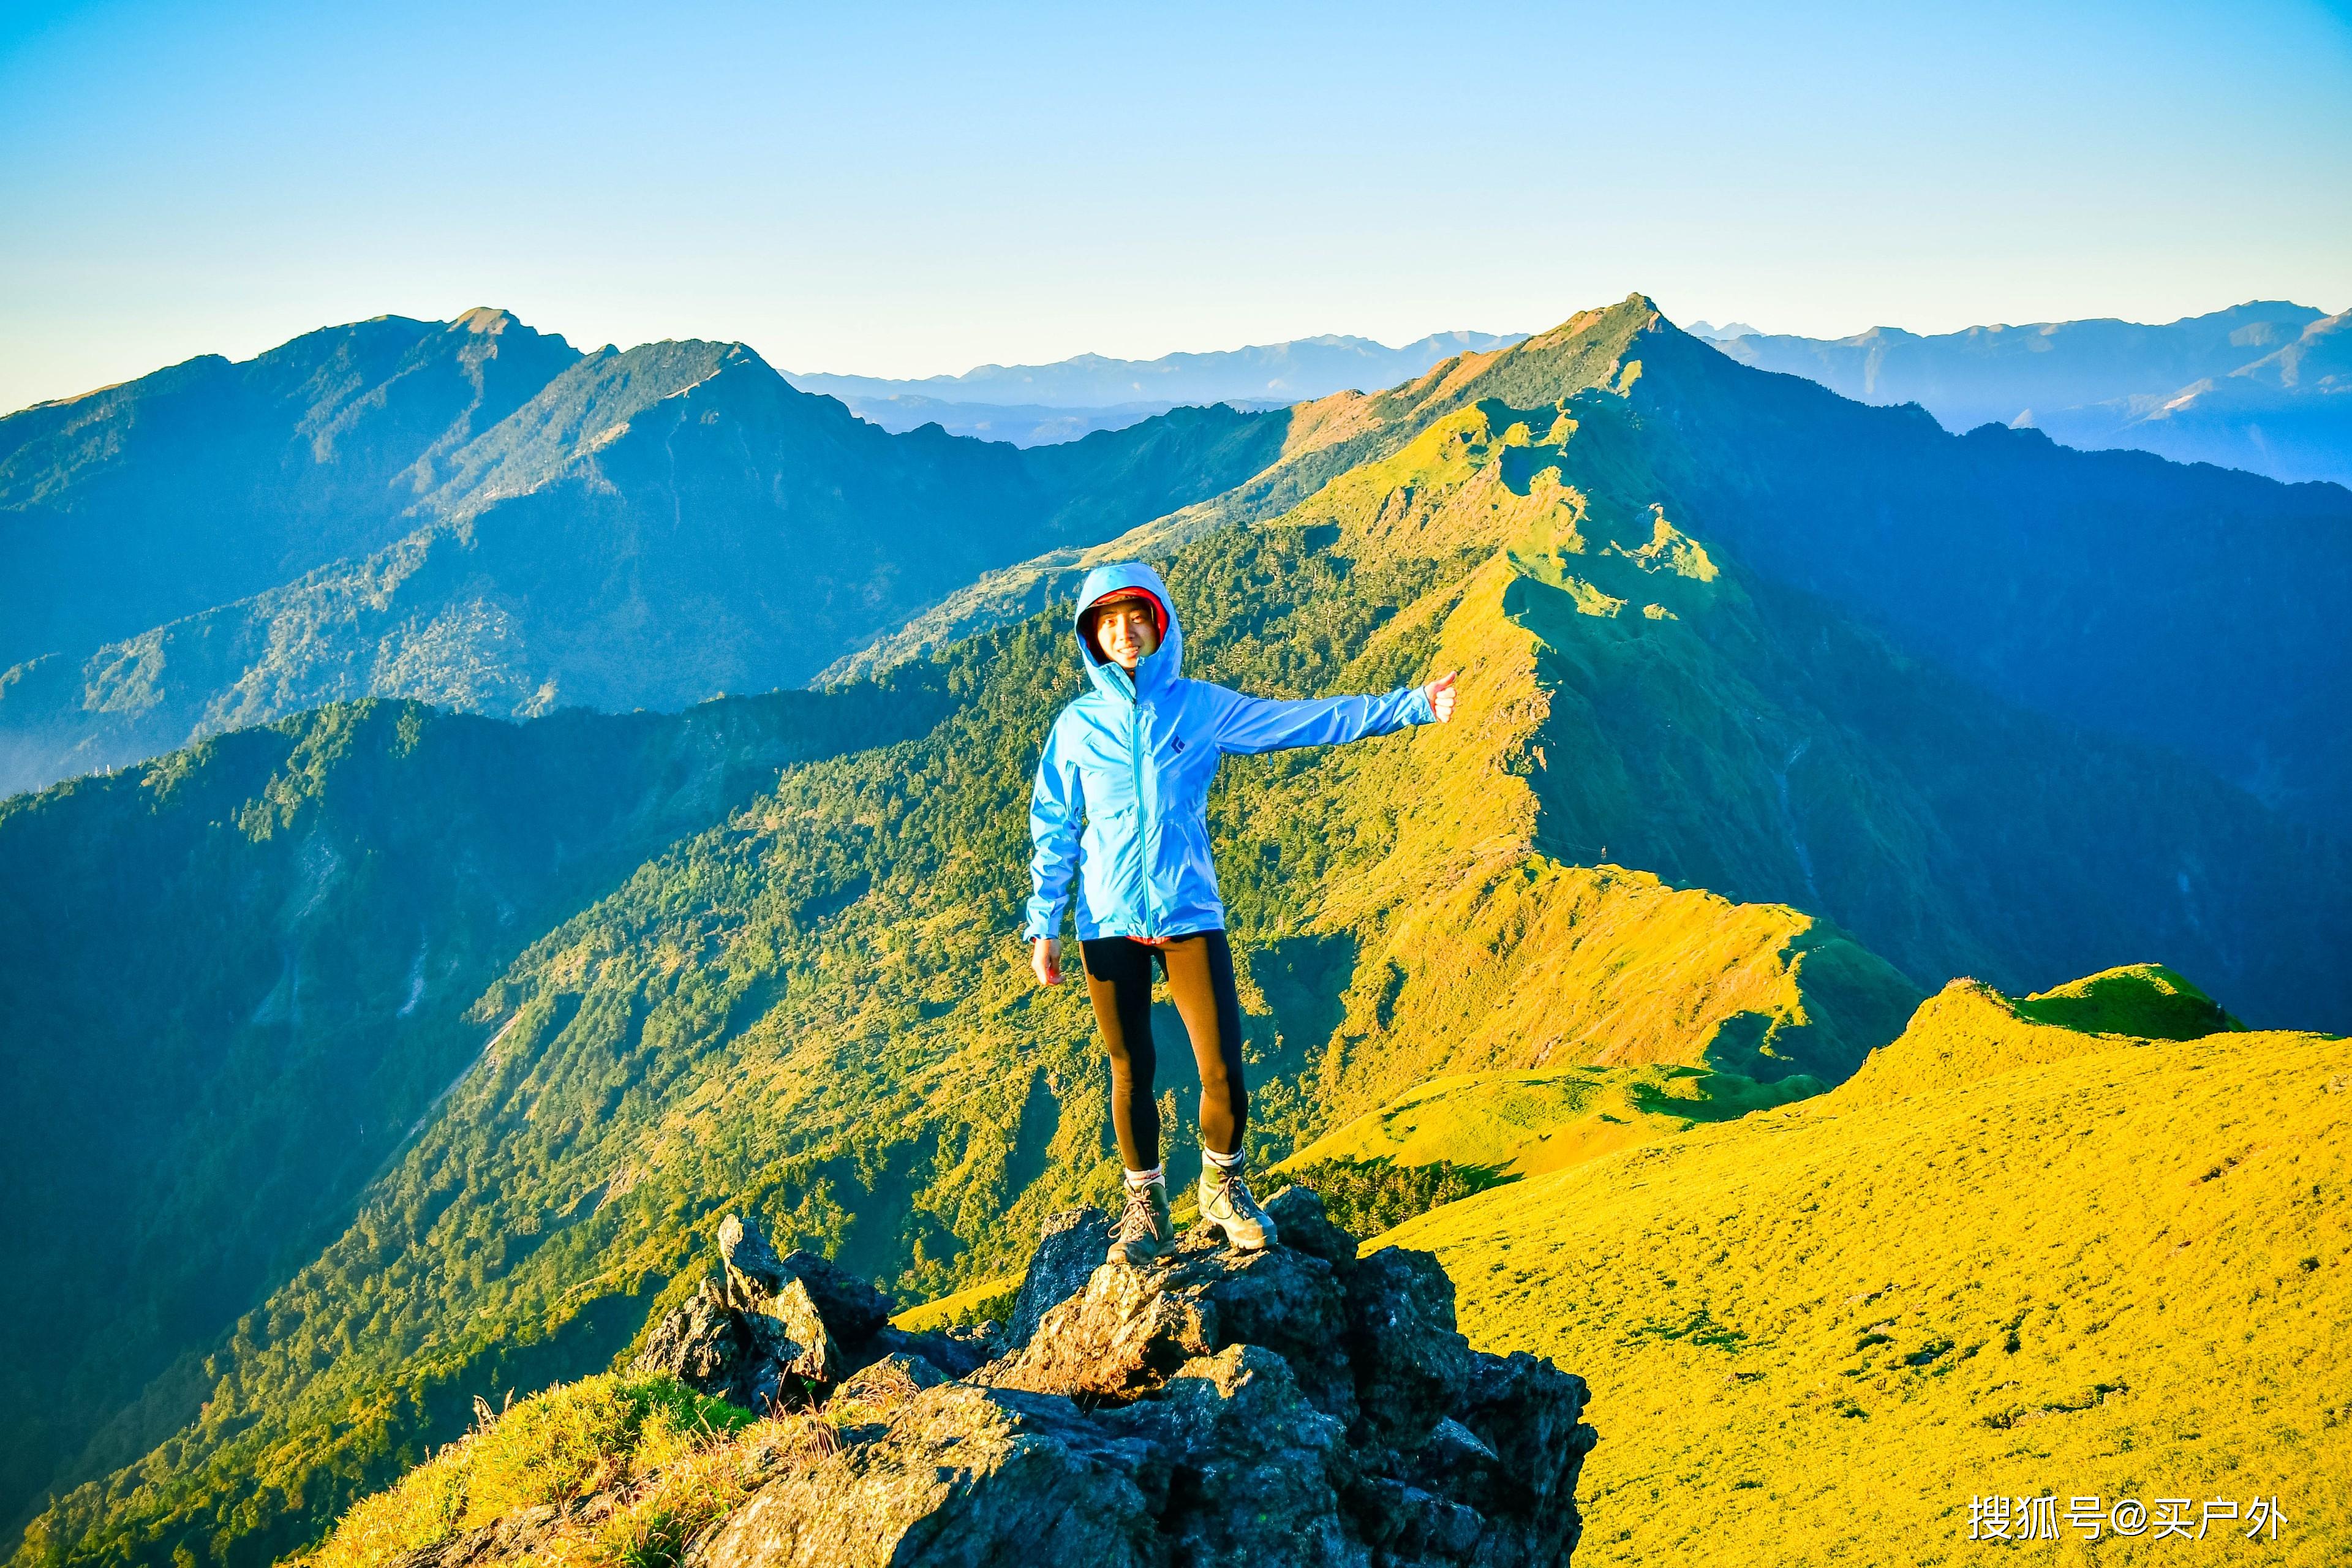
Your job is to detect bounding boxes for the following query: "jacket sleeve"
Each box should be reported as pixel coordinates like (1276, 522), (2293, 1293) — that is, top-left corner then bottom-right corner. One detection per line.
(1023, 719), (1086, 940)
(1208, 681), (1436, 756)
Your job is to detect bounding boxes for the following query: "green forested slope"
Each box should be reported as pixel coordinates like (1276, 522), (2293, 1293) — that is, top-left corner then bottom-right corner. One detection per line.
(15, 301), (2352, 1568)
(0, 680), (940, 1540)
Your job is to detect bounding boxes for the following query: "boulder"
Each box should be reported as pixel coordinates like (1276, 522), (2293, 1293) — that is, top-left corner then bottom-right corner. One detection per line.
(636, 1215), (883, 1409)
(1005, 1206), (1110, 1348)
(1103, 1346), (1360, 1566)
(669, 1205), (1597, 1568)
(828, 1352), (952, 1428)
(975, 1235), (1355, 1422)
(719, 1213), (894, 1355)
(635, 1271), (842, 1411)
(1262, 1183), (1359, 1278)
(1345, 1246), (1477, 1453)
(868, 1322), (998, 1380)
(1456, 1351), (1600, 1564)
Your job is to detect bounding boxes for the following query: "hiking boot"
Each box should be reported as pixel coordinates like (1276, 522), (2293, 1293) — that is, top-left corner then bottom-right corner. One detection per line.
(1197, 1166), (1278, 1252)
(1107, 1179), (1174, 1266)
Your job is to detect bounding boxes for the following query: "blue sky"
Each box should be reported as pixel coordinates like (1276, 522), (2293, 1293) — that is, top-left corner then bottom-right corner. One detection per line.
(2, 0), (2348, 410)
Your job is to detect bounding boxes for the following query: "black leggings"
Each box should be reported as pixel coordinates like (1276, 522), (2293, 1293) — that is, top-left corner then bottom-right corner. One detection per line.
(1080, 929), (1247, 1172)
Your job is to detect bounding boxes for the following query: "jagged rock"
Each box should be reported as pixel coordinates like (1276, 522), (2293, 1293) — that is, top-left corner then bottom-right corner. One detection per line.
(1103, 1346), (1360, 1565)
(1264, 1183), (1359, 1278)
(829, 1352), (952, 1426)
(716, 1213), (785, 1302)
(719, 1214), (894, 1354)
(1346, 1246), (1477, 1453)
(1006, 1205), (1110, 1348)
(635, 1272), (843, 1411)
(1455, 1351), (1600, 1562)
(975, 1235), (1356, 1423)
(636, 1215), (878, 1410)
(779, 1248), (893, 1352)
(633, 1286), (747, 1399)
(672, 1205), (1595, 1568)
(868, 1322), (998, 1379)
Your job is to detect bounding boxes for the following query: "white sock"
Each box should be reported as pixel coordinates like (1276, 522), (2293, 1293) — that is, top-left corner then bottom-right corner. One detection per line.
(1202, 1146), (1245, 1174)
(1125, 1165), (1165, 1189)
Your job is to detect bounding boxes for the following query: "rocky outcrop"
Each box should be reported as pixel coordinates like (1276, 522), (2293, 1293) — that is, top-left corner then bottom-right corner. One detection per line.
(1003, 1204), (1109, 1349)
(633, 1213), (990, 1408)
(656, 1189), (1596, 1568)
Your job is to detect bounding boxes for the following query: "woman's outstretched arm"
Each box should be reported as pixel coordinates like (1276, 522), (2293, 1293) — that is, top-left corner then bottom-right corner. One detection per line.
(1208, 670), (1454, 755)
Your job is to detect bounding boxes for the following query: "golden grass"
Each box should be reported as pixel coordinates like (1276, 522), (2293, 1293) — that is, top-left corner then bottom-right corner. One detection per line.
(1379, 990), (2352, 1565)
(1276, 1062), (1820, 1180)
(888, 1272), (1019, 1333)
(298, 1372), (788, 1568)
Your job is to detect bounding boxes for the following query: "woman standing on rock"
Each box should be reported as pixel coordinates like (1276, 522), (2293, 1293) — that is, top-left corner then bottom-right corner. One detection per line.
(1024, 560), (1457, 1266)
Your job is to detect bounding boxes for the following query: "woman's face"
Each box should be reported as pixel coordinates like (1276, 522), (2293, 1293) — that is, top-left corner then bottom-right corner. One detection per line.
(1093, 599), (1161, 670)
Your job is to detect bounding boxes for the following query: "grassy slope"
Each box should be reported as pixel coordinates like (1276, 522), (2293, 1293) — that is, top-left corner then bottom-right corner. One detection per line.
(1382, 971), (2352, 1565)
(1278, 1063), (1822, 1181)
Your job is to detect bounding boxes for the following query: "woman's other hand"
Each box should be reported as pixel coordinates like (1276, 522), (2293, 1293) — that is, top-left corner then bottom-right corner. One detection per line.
(1423, 669), (1457, 723)
(1032, 935), (1063, 986)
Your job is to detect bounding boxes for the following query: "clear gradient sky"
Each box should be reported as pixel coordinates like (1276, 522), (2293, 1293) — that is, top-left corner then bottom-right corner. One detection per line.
(2, 0), (2348, 412)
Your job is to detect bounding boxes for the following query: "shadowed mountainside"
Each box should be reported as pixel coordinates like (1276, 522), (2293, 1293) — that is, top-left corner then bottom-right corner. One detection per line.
(0, 322), (1296, 796)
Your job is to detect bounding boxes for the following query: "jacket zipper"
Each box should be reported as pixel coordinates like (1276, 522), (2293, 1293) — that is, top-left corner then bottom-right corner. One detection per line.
(1126, 668), (1155, 938)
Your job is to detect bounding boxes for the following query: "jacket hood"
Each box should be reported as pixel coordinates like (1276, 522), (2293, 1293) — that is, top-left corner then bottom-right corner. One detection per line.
(1074, 560), (1183, 701)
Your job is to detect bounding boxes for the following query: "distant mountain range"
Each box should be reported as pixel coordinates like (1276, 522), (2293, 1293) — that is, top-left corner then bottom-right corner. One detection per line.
(783, 331), (1529, 444)
(791, 304), (2352, 483)
(799, 395), (1221, 447)
(1693, 300), (2351, 486)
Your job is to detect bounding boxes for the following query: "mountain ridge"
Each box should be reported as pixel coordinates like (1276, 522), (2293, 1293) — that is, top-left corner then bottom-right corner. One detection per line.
(0, 309), (584, 668)
(832, 296), (2352, 839)
(0, 322), (1299, 796)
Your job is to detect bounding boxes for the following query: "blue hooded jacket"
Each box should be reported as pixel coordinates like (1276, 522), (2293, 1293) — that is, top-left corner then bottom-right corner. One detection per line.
(1023, 560), (1436, 943)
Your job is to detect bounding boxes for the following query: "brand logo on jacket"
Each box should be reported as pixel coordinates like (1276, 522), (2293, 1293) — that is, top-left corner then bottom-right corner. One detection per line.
(1171, 734), (1186, 752)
